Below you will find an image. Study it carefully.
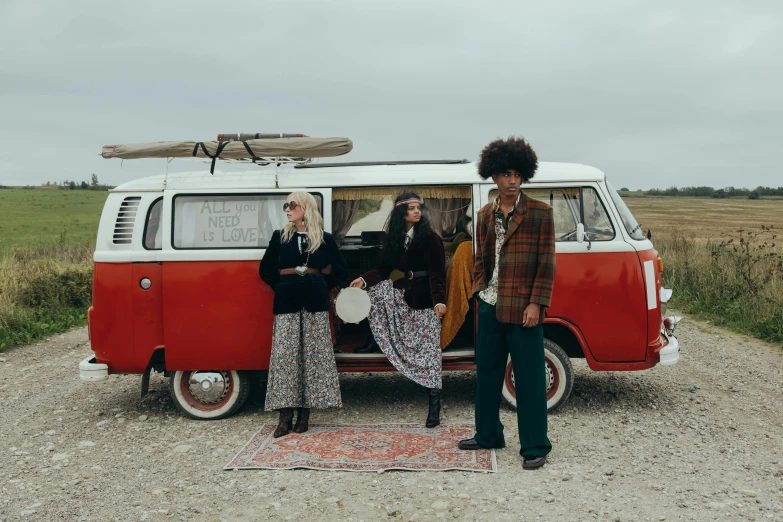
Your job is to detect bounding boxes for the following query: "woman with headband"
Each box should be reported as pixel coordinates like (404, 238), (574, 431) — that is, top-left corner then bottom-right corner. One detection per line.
(349, 192), (447, 428)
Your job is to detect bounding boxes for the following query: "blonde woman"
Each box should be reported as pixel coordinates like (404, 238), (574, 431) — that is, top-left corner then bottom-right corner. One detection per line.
(259, 192), (350, 437)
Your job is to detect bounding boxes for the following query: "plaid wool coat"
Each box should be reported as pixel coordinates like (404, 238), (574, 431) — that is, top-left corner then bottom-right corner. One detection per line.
(472, 190), (556, 325)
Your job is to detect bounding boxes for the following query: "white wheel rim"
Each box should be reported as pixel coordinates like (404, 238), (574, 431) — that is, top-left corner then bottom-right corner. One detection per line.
(172, 370), (241, 419)
(502, 348), (568, 410)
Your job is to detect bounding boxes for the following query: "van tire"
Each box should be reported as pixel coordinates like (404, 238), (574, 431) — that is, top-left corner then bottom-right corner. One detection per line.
(501, 339), (574, 413)
(169, 370), (250, 420)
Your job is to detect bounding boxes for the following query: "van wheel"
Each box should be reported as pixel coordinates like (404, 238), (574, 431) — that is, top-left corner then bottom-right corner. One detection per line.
(501, 339), (574, 413)
(169, 370), (250, 420)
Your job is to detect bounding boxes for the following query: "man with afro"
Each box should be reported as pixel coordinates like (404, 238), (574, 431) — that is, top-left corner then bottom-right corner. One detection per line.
(458, 136), (556, 470)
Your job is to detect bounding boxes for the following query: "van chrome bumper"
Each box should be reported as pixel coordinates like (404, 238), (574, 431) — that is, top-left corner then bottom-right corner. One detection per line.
(79, 355), (109, 382)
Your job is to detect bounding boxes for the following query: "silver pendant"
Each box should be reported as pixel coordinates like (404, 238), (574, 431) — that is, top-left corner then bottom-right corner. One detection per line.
(295, 266), (308, 276)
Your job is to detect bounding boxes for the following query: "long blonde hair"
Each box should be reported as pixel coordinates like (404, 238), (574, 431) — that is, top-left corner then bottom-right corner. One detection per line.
(280, 191), (324, 253)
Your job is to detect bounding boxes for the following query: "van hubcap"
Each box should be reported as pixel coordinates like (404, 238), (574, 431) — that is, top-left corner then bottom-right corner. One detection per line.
(505, 358), (559, 401)
(187, 371), (231, 404)
(544, 362), (555, 394)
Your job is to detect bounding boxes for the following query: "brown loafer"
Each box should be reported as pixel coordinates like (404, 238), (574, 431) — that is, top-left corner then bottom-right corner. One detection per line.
(522, 455), (547, 470)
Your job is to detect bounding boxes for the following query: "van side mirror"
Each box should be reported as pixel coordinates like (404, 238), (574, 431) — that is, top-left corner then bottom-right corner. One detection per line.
(576, 223), (592, 250)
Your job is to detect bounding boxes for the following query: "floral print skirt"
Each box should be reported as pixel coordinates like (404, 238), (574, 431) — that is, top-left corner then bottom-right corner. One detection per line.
(265, 309), (342, 411)
(368, 280), (442, 389)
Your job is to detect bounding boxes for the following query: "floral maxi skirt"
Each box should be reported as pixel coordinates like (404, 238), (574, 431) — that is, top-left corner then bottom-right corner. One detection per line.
(367, 280), (442, 389)
(264, 309), (342, 411)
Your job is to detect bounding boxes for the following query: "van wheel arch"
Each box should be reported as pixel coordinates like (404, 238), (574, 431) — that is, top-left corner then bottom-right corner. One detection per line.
(543, 323), (585, 359)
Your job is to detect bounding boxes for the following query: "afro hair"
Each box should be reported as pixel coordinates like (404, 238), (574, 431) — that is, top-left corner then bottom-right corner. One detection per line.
(477, 136), (538, 181)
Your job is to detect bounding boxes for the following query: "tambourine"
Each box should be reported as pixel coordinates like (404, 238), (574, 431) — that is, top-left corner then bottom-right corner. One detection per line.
(334, 287), (371, 324)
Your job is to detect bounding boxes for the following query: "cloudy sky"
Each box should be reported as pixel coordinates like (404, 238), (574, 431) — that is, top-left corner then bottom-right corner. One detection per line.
(1, 1), (781, 189)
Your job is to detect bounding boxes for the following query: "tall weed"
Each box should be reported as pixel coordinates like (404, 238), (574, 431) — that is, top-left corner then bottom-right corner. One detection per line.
(0, 244), (93, 350)
(656, 226), (783, 343)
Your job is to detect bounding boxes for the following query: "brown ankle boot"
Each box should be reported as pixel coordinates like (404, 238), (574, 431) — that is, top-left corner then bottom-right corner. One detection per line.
(273, 408), (293, 438)
(293, 407), (310, 433)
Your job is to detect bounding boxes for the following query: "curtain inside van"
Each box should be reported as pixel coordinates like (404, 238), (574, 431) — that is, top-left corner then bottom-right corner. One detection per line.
(332, 200), (359, 240)
(427, 198), (471, 237)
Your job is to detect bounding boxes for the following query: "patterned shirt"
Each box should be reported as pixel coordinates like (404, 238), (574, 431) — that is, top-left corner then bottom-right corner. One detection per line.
(478, 194), (520, 306)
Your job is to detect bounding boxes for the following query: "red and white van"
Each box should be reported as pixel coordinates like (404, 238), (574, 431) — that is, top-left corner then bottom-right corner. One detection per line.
(80, 159), (680, 419)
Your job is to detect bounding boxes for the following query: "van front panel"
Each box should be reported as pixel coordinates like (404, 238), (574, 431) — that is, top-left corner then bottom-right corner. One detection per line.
(637, 246), (664, 358)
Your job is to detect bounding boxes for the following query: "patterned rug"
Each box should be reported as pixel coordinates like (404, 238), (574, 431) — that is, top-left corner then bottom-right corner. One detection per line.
(225, 423), (496, 472)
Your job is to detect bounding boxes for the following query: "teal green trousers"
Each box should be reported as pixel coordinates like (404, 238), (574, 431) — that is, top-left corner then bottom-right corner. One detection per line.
(473, 298), (552, 458)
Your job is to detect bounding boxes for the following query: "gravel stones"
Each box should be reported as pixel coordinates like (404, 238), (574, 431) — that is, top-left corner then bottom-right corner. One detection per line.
(1, 322), (783, 520)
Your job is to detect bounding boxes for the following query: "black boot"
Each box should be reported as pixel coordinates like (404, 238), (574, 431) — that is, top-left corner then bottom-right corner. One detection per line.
(273, 408), (293, 438)
(293, 407), (310, 434)
(425, 388), (441, 428)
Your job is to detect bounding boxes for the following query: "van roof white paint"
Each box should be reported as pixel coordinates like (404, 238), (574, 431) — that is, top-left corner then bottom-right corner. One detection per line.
(111, 161), (605, 193)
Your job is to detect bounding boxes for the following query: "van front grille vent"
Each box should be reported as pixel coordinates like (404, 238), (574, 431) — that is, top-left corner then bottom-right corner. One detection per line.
(113, 197), (141, 245)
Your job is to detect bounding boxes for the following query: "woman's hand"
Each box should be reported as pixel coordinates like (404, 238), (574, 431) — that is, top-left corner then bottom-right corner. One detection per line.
(435, 304), (447, 320)
(350, 278), (365, 289)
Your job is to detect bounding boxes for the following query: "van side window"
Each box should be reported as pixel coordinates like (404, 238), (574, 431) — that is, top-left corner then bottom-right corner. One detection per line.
(143, 198), (163, 250)
(489, 188), (615, 241)
(172, 194), (321, 249)
(581, 188), (614, 239)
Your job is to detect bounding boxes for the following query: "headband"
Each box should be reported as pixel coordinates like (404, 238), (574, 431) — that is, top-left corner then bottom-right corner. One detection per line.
(395, 197), (422, 207)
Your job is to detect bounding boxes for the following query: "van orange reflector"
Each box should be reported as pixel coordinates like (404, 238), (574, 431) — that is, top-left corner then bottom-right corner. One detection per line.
(658, 257), (664, 273)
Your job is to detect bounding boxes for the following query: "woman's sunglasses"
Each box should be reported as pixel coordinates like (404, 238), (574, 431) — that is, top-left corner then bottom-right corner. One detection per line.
(283, 201), (299, 211)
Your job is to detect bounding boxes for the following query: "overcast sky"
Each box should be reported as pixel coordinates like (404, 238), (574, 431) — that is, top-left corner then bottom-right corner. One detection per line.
(1, 1), (781, 189)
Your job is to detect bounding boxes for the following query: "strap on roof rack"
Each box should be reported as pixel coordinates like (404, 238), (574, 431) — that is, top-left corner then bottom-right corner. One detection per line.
(192, 141), (232, 174)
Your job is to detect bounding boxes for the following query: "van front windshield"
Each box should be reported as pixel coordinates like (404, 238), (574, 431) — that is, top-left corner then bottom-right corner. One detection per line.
(607, 182), (646, 241)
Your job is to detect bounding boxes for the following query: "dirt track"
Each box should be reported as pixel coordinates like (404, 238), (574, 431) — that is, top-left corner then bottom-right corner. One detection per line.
(1, 316), (782, 522)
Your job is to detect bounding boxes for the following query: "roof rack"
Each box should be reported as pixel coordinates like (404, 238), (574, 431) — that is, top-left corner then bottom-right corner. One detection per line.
(295, 159), (469, 169)
(102, 134), (353, 174)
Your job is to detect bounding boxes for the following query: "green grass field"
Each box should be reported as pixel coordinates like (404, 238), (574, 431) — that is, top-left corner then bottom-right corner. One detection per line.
(0, 188), (108, 255)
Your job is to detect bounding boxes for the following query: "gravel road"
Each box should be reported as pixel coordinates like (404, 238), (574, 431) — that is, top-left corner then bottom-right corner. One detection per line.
(1, 316), (782, 521)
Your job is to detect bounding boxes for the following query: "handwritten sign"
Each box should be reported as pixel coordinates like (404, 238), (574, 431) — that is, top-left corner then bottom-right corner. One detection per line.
(194, 198), (262, 247)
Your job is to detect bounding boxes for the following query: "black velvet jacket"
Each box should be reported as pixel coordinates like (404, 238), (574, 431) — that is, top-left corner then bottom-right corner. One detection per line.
(361, 229), (447, 310)
(259, 230), (350, 315)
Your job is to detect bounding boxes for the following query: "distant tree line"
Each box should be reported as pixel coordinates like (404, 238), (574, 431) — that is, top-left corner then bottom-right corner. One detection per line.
(620, 185), (783, 199)
(40, 174), (114, 191)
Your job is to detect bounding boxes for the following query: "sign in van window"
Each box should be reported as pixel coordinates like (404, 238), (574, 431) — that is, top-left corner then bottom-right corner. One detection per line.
(172, 194), (321, 249)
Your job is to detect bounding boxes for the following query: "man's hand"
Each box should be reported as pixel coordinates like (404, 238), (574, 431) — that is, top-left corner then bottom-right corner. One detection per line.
(435, 304), (447, 320)
(522, 303), (541, 327)
(350, 278), (365, 288)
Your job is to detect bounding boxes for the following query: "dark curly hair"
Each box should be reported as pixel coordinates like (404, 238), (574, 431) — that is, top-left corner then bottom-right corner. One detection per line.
(477, 136), (538, 181)
(381, 192), (432, 268)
